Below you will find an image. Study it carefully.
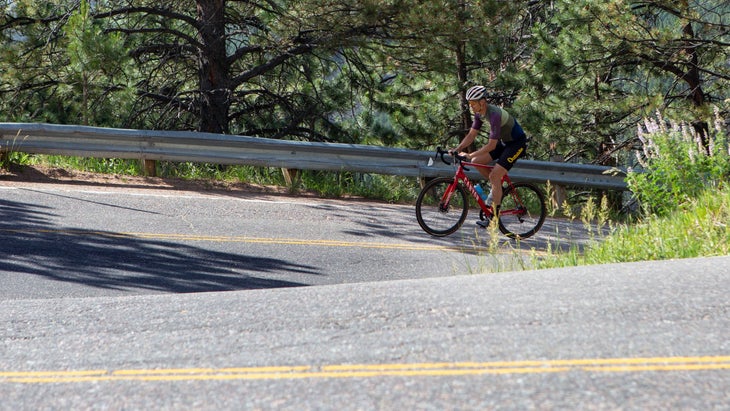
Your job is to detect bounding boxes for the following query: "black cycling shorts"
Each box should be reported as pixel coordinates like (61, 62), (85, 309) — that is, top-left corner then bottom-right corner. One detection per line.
(489, 141), (527, 171)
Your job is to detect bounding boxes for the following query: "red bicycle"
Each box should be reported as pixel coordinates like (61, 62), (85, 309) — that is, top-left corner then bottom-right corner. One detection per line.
(416, 148), (546, 238)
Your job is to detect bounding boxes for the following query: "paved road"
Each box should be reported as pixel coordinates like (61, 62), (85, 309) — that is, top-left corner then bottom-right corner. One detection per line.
(0, 183), (596, 300)
(2, 182), (727, 409)
(1, 256), (728, 409)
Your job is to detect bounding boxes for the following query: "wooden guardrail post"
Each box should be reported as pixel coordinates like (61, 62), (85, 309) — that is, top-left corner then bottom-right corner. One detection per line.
(549, 153), (568, 210)
(142, 159), (157, 177)
(281, 168), (301, 188)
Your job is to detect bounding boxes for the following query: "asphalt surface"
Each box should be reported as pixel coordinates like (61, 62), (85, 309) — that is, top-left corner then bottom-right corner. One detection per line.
(1, 183), (728, 409)
(0, 183), (597, 299)
(2, 257), (729, 410)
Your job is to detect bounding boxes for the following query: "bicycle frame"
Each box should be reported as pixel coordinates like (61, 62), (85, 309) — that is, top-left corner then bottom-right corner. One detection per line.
(444, 160), (525, 219)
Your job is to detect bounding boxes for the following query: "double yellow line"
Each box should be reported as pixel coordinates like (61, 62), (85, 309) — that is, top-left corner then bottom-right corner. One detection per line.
(3, 356), (729, 384)
(2, 228), (483, 252)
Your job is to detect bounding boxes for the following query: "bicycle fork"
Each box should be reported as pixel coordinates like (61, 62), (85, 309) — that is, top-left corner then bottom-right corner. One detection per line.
(439, 177), (461, 212)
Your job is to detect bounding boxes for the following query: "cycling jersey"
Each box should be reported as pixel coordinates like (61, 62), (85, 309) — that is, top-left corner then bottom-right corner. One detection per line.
(472, 105), (526, 145)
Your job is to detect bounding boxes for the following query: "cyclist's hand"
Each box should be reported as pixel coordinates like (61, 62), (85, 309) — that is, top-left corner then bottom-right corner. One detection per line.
(449, 148), (465, 158)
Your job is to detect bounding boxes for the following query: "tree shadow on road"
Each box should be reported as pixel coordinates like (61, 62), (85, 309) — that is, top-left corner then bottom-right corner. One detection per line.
(0, 199), (319, 294)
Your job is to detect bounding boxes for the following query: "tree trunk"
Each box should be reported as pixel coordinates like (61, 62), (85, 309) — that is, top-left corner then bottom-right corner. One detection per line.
(197, 0), (231, 134)
(680, 11), (709, 150)
(456, 43), (470, 133)
(455, 0), (472, 148)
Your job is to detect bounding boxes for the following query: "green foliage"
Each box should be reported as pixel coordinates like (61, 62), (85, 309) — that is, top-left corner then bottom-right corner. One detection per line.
(518, 0), (730, 164)
(626, 108), (729, 216)
(549, 187), (730, 267)
(0, 0), (136, 126)
(154, 162), (287, 186)
(352, 0), (529, 149)
(297, 171), (419, 202)
(534, 186), (730, 268)
(0, 151), (32, 168)
(1, 0), (727, 169)
(62, 0), (135, 126)
(38, 156), (143, 175)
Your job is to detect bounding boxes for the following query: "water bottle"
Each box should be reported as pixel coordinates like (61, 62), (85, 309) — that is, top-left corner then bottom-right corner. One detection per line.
(475, 184), (487, 201)
(485, 188), (493, 206)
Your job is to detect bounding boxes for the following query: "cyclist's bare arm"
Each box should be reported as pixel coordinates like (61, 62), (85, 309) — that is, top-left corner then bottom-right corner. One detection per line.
(451, 128), (479, 154)
(465, 138), (497, 160)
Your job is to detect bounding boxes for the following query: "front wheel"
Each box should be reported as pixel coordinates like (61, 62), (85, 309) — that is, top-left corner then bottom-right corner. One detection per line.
(416, 177), (468, 237)
(498, 182), (546, 239)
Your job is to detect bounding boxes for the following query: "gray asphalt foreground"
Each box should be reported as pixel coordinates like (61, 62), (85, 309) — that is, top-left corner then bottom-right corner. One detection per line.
(1, 256), (729, 410)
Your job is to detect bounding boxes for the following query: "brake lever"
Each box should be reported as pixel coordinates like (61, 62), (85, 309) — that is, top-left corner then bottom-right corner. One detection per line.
(435, 147), (451, 165)
(448, 149), (470, 171)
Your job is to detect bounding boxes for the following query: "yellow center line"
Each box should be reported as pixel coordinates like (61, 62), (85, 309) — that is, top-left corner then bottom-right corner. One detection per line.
(1, 228), (490, 253)
(2, 356), (728, 384)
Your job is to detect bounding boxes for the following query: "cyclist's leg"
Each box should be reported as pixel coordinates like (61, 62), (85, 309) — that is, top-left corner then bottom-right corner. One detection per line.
(469, 151), (494, 181)
(493, 142), (526, 211)
(489, 164), (508, 211)
(471, 150), (499, 228)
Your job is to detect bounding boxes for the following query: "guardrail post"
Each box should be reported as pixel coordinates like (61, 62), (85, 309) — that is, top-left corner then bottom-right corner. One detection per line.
(142, 159), (157, 177)
(549, 154), (568, 210)
(281, 168), (301, 188)
(418, 176), (436, 188)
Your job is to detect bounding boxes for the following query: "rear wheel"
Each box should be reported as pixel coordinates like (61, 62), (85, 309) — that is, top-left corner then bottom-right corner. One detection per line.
(416, 177), (468, 237)
(498, 182), (546, 239)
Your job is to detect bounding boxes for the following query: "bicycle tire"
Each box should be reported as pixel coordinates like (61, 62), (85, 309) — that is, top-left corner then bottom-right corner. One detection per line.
(498, 182), (546, 239)
(416, 177), (468, 237)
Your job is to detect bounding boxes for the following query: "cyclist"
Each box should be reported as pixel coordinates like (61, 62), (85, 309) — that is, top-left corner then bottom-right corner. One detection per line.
(450, 85), (527, 227)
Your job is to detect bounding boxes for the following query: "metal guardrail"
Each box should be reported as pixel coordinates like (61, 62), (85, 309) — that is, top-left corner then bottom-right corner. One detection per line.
(0, 123), (627, 190)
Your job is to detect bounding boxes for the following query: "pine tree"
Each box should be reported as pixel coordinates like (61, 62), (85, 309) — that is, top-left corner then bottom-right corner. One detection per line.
(520, 0), (729, 164)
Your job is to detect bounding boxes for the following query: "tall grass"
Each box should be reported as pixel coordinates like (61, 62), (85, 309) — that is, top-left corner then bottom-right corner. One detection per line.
(588, 188), (730, 262)
(534, 187), (730, 268)
(40, 155), (143, 175)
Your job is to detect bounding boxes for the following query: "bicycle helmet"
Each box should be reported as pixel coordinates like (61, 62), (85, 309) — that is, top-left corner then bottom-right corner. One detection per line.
(465, 85), (487, 101)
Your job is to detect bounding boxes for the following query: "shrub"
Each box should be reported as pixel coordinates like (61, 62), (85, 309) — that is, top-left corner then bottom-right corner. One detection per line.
(626, 107), (729, 216)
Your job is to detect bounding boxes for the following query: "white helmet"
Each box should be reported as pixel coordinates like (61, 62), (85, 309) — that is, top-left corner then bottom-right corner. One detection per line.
(465, 85), (487, 101)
